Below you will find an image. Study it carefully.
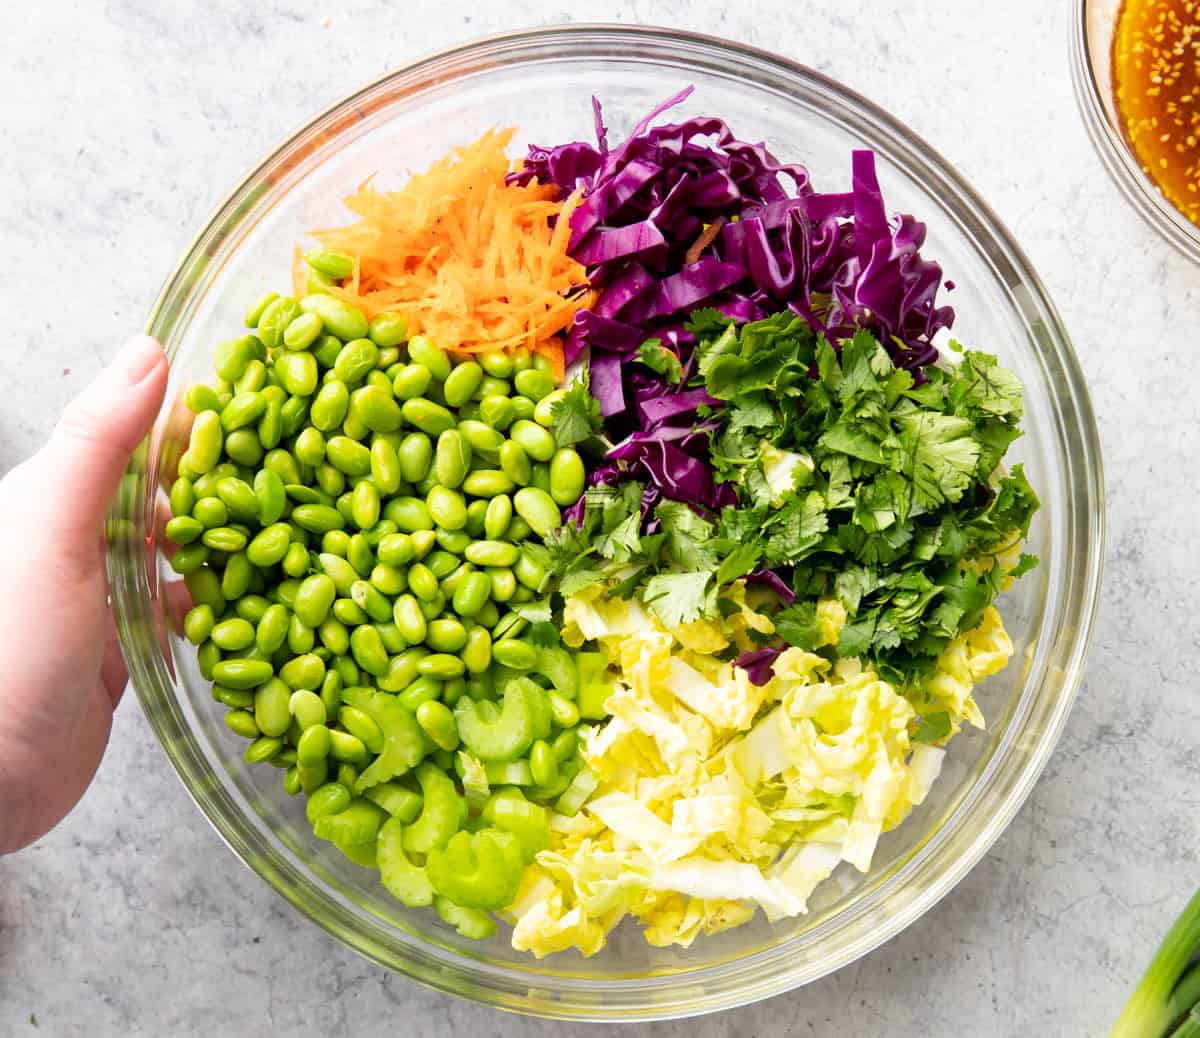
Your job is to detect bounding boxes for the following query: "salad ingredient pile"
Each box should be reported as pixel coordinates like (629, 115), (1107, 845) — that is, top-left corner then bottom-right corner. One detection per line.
(166, 91), (1039, 958)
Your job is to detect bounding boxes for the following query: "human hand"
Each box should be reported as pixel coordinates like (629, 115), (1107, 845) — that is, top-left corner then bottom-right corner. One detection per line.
(0, 336), (168, 853)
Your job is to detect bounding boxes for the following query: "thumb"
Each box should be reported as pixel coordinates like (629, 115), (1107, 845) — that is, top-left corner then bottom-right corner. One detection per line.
(35, 336), (168, 552)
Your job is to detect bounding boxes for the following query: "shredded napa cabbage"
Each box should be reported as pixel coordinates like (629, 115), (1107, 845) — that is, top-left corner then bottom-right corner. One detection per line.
(507, 594), (1014, 958)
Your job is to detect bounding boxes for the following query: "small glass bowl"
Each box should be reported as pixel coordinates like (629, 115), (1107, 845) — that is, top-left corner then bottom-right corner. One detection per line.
(110, 25), (1105, 1021)
(1072, 0), (1200, 261)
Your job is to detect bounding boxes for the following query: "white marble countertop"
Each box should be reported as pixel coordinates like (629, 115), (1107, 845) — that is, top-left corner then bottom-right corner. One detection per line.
(1, 1), (1197, 1035)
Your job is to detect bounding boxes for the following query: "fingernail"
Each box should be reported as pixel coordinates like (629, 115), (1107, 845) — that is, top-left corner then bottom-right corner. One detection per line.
(113, 336), (163, 385)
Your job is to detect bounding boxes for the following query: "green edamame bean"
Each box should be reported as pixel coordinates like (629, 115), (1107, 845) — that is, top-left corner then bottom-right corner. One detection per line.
(367, 311), (407, 347)
(213, 336), (255, 381)
(211, 617), (255, 652)
(225, 710), (260, 739)
(196, 639), (221, 680)
(318, 552), (358, 596)
(315, 462), (345, 499)
(325, 436), (371, 477)
(463, 540), (519, 567)
(346, 533), (373, 576)
(253, 470), (286, 525)
(294, 573), (337, 627)
(283, 766), (302, 795)
(225, 429), (263, 467)
(264, 448), (302, 485)
(245, 291), (280, 328)
(351, 481), (381, 530)
(479, 351), (514, 378)
(302, 249), (351, 281)
(252, 678), (291, 735)
(184, 567), (224, 615)
(331, 598), (366, 627)
(311, 380), (350, 430)
(461, 470), (515, 498)
(407, 564), (438, 602)
(499, 440), (532, 486)
(386, 496), (433, 534)
(397, 433), (433, 483)
(276, 350), (319, 397)
(370, 438), (402, 495)
(373, 621), (404, 655)
(192, 497), (228, 529)
(257, 297), (301, 348)
(379, 646), (427, 692)
(169, 476), (197, 518)
(392, 363), (432, 401)
(474, 375), (510, 401)
(548, 691), (579, 728)
(337, 705), (385, 754)
(530, 464), (552, 495)
(183, 604), (215, 645)
(406, 335), (451, 380)
(427, 486), (467, 531)
(529, 740), (559, 787)
(513, 551), (548, 592)
(434, 430), (471, 489)
(351, 385), (402, 433)
(477, 395), (515, 431)
(418, 592), (446, 622)
(187, 411), (224, 474)
(297, 724), (332, 766)
(202, 525), (247, 552)
(425, 550), (460, 579)
(256, 604), (290, 654)
(292, 504), (345, 534)
(244, 735), (284, 763)
(457, 420), (505, 453)
(329, 729), (368, 764)
(464, 499), (489, 538)
(306, 782), (352, 828)
(184, 384), (222, 415)
(216, 476), (258, 519)
(235, 595), (270, 624)
(505, 516), (532, 542)
(310, 334), (342, 370)
(318, 617), (350, 655)
(287, 614), (316, 654)
(401, 397), (455, 436)
(221, 552), (254, 600)
(283, 311), (324, 351)
(213, 684), (254, 709)
(534, 387), (567, 427)
(349, 624), (389, 676)
(510, 348), (533, 373)
(258, 393), (284, 449)
(290, 689), (327, 730)
(298, 760), (329, 794)
(461, 626), (492, 674)
(300, 295), (369, 342)
(280, 396), (310, 437)
(492, 639), (537, 670)
(398, 676), (443, 711)
(513, 487), (562, 536)
(319, 670), (343, 715)
(275, 578), (302, 610)
(487, 568), (516, 602)
(514, 368), (556, 402)
(416, 700), (459, 752)
(549, 448), (586, 506)
(435, 528), (471, 555)
(510, 420), (555, 462)
(483, 495), (512, 540)
(282, 542), (310, 578)
(438, 562), (473, 598)
(410, 529), (437, 560)
(426, 617), (468, 653)
(451, 571), (491, 618)
(294, 426), (326, 468)
(376, 533), (415, 567)
(552, 728), (578, 762)
(443, 362), (483, 408)
(510, 396), (536, 422)
(165, 515), (204, 545)
(368, 563), (406, 597)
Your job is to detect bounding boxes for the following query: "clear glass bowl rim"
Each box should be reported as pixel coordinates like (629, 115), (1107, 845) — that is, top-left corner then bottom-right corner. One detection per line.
(112, 23), (1105, 1022)
(1070, 0), (1200, 262)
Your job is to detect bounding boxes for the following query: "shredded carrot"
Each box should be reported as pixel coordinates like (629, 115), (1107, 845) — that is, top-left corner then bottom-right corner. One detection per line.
(309, 129), (589, 372)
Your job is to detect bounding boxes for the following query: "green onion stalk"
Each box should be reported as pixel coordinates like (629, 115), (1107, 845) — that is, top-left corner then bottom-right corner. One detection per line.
(1113, 890), (1200, 1036)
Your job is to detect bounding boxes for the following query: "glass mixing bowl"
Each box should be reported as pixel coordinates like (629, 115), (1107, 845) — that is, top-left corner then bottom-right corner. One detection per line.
(110, 25), (1104, 1021)
(1071, 0), (1200, 261)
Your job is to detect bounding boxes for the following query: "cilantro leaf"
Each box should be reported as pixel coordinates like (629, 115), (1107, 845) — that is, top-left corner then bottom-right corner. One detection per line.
(637, 338), (683, 384)
(643, 571), (713, 627)
(550, 371), (604, 447)
(897, 412), (981, 508)
(913, 711), (952, 743)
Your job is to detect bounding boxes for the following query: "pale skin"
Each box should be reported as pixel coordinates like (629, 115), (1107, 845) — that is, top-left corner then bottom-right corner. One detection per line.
(0, 336), (168, 854)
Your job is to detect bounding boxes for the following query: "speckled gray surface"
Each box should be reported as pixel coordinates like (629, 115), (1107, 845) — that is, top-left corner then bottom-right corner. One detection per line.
(0, 1), (1196, 1034)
